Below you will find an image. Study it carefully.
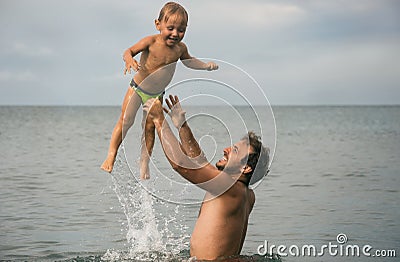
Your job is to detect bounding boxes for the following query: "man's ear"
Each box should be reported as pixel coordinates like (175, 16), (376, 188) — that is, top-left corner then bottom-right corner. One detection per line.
(242, 165), (252, 175)
(155, 19), (161, 31)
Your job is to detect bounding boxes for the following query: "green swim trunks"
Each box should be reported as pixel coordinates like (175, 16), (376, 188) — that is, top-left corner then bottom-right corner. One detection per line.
(130, 79), (165, 104)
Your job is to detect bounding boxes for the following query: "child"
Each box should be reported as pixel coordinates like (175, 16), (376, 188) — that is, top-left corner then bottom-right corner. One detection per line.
(101, 2), (218, 179)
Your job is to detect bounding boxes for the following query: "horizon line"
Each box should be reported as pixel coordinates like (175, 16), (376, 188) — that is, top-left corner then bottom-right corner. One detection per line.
(0, 103), (399, 107)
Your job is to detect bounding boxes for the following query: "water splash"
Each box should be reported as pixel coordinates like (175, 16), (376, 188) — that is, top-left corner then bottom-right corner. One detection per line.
(102, 153), (189, 261)
(100, 154), (280, 262)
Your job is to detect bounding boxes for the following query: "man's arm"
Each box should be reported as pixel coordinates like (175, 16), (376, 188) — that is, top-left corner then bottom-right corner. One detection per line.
(178, 122), (201, 158)
(146, 99), (233, 195)
(164, 95), (201, 158)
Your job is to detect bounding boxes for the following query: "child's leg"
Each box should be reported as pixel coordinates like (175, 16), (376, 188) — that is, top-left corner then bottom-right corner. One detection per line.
(140, 114), (156, 180)
(139, 96), (163, 179)
(101, 87), (142, 173)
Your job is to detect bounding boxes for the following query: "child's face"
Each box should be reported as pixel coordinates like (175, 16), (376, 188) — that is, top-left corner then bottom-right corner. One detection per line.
(155, 14), (187, 47)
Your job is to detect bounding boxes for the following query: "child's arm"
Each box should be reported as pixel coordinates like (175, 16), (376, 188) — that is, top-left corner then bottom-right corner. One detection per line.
(179, 43), (218, 71)
(123, 36), (154, 75)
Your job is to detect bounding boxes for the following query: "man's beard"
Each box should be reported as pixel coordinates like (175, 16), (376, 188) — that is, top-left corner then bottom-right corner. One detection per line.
(215, 162), (224, 171)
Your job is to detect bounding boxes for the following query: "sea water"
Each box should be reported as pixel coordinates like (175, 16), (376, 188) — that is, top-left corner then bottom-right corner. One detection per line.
(0, 105), (399, 261)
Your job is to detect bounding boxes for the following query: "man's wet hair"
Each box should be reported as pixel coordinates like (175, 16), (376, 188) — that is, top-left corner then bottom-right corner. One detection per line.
(242, 131), (270, 185)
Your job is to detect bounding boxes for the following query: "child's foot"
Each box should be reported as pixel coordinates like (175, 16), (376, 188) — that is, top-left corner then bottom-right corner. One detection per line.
(101, 155), (116, 173)
(140, 159), (150, 180)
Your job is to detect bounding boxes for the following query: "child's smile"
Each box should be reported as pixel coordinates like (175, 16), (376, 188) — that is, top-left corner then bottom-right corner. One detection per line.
(156, 14), (187, 46)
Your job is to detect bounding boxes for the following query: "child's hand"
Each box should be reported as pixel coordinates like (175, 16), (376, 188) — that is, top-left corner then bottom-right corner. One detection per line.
(164, 95), (186, 129)
(124, 59), (141, 75)
(206, 62), (218, 71)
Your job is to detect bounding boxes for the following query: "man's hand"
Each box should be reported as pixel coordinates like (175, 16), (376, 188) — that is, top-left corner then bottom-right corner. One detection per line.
(164, 95), (187, 129)
(206, 62), (218, 71)
(124, 58), (140, 75)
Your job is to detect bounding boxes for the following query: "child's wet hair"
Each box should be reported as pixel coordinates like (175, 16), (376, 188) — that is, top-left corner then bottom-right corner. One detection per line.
(158, 2), (188, 24)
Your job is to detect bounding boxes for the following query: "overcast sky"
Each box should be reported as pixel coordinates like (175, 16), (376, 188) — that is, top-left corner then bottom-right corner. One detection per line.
(0, 0), (399, 105)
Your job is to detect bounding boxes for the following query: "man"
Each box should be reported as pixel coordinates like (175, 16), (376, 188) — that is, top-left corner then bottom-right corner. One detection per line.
(145, 95), (270, 260)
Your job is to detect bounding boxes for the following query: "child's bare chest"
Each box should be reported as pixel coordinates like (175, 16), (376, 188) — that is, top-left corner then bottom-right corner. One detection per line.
(147, 44), (182, 67)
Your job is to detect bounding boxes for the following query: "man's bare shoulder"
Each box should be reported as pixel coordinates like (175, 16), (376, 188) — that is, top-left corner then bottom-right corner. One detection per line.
(231, 183), (255, 209)
(215, 182), (249, 207)
(249, 188), (255, 209)
(212, 182), (254, 217)
(227, 181), (252, 197)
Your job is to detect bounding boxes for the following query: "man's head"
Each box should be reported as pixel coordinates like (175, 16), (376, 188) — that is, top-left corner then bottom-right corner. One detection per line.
(216, 131), (270, 186)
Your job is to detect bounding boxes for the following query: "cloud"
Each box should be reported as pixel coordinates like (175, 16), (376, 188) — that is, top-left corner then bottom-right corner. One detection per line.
(5, 42), (54, 57)
(0, 70), (39, 82)
(235, 3), (305, 28)
(0, 0), (399, 105)
(304, 0), (390, 13)
(200, 2), (305, 29)
(247, 36), (400, 104)
(88, 72), (126, 83)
